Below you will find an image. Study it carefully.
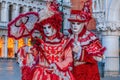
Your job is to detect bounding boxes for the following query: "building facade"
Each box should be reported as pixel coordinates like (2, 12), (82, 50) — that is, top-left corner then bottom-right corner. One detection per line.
(92, 0), (120, 76)
(0, 0), (42, 58)
(0, 0), (71, 58)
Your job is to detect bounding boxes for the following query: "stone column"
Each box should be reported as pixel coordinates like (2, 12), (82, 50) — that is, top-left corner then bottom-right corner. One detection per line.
(23, 38), (28, 45)
(1, 2), (8, 22)
(14, 40), (18, 53)
(4, 35), (8, 58)
(102, 35), (119, 73)
(12, 4), (20, 19)
(63, 12), (70, 36)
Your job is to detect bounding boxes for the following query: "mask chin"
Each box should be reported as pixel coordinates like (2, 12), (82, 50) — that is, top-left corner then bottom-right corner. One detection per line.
(46, 29), (57, 40)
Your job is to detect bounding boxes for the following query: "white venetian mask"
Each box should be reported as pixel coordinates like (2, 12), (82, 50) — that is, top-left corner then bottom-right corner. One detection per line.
(43, 24), (56, 37)
(71, 22), (85, 34)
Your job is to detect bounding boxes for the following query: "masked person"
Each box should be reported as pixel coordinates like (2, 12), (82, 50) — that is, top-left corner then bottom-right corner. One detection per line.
(30, 1), (75, 80)
(68, 2), (106, 80)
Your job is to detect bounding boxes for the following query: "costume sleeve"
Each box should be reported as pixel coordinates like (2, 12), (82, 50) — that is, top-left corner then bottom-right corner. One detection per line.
(86, 40), (105, 56)
(17, 46), (35, 67)
(55, 46), (73, 71)
(85, 40), (106, 62)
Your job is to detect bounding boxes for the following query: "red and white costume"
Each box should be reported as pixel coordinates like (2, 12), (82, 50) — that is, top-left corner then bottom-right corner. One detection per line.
(70, 27), (105, 80)
(30, 1), (75, 80)
(68, 0), (106, 80)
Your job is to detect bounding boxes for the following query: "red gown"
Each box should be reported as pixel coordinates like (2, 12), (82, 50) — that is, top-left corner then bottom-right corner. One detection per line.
(31, 37), (75, 80)
(72, 28), (106, 80)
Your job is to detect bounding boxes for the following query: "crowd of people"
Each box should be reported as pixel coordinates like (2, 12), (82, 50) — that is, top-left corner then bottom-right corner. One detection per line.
(8, 0), (106, 80)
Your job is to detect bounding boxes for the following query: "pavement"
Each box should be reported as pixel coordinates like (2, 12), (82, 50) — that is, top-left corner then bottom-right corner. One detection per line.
(0, 58), (120, 80)
(0, 59), (21, 80)
(101, 76), (120, 80)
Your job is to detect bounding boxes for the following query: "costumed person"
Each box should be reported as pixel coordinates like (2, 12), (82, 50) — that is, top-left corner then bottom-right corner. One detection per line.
(68, 0), (106, 80)
(30, 0), (75, 80)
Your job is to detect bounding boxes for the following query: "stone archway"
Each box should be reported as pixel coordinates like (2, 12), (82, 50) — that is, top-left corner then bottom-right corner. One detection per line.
(103, 0), (120, 75)
(107, 0), (120, 21)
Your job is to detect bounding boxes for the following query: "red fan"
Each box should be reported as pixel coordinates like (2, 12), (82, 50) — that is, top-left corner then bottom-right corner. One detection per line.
(8, 12), (39, 39)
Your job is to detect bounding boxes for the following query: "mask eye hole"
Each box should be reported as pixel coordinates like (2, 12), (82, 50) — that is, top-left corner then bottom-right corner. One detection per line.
(43, 27), (46, 29)
(77, 22), (81, 25)
(72, 22), (75, 24)
(48, 26), (51, 28)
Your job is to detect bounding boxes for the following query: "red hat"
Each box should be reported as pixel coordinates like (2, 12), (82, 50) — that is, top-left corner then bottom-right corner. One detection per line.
(68, 0), (92, 23)
(68, 10), (91, 23)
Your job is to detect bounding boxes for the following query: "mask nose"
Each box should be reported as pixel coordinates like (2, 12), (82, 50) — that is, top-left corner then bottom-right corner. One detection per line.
(73, 23), (78, 27)
(45, 27), (49, 32)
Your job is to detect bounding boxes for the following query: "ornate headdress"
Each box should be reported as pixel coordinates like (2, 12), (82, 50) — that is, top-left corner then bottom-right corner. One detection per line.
(35, 0), (62, 39)
(68, 0), (92, 23)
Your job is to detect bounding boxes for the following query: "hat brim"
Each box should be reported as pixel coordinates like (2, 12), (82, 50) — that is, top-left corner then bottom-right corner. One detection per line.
(68, 19), (90, 23)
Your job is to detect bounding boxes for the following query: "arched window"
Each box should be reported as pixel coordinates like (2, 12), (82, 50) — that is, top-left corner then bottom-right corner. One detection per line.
(0, 37), (3, 57)
(19, 6), (24, 13)
(29, 8), (33, 11)
(8, 5), (13, 21)
(0, 3), (2, 21)
(8, 38), (14, 58)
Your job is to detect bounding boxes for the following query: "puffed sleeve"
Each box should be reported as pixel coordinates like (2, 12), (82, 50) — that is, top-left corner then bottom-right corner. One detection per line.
(86, 40), (106, 56)
(85, 39), (106, 62)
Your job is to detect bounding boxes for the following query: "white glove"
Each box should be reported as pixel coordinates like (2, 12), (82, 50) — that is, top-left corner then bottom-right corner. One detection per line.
(49, 63), (57, 70)
(72, 41), (81, 52)
(93, 56), (102, 62)
(24, 46), (32, 53)
(73, 41), (82, 60)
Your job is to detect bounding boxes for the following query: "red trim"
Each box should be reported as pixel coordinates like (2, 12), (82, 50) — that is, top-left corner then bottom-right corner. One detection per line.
(68, 10), (91, 22)
(81, 38), (98, 47)
(44, 33), (64, 44)
(84, 39), (106, 56)
(68, 19), (89, 23)
(89, 47), (106, 56)
(8, 12), (39, 39)
(55, 62), (73, 71)
(77, 30), (100, 47)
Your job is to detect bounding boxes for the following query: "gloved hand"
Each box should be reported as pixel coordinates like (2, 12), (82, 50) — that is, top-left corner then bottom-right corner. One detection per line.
(49, 63), (57, 69)
(73, 41), (82, 60)
(46, 63), (56, 74)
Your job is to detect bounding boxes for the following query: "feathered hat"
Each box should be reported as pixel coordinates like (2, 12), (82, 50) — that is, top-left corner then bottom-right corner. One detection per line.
(68, 0), (96, 30)
(68, 0), (92, 23)
(35, 0), (62, 38)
